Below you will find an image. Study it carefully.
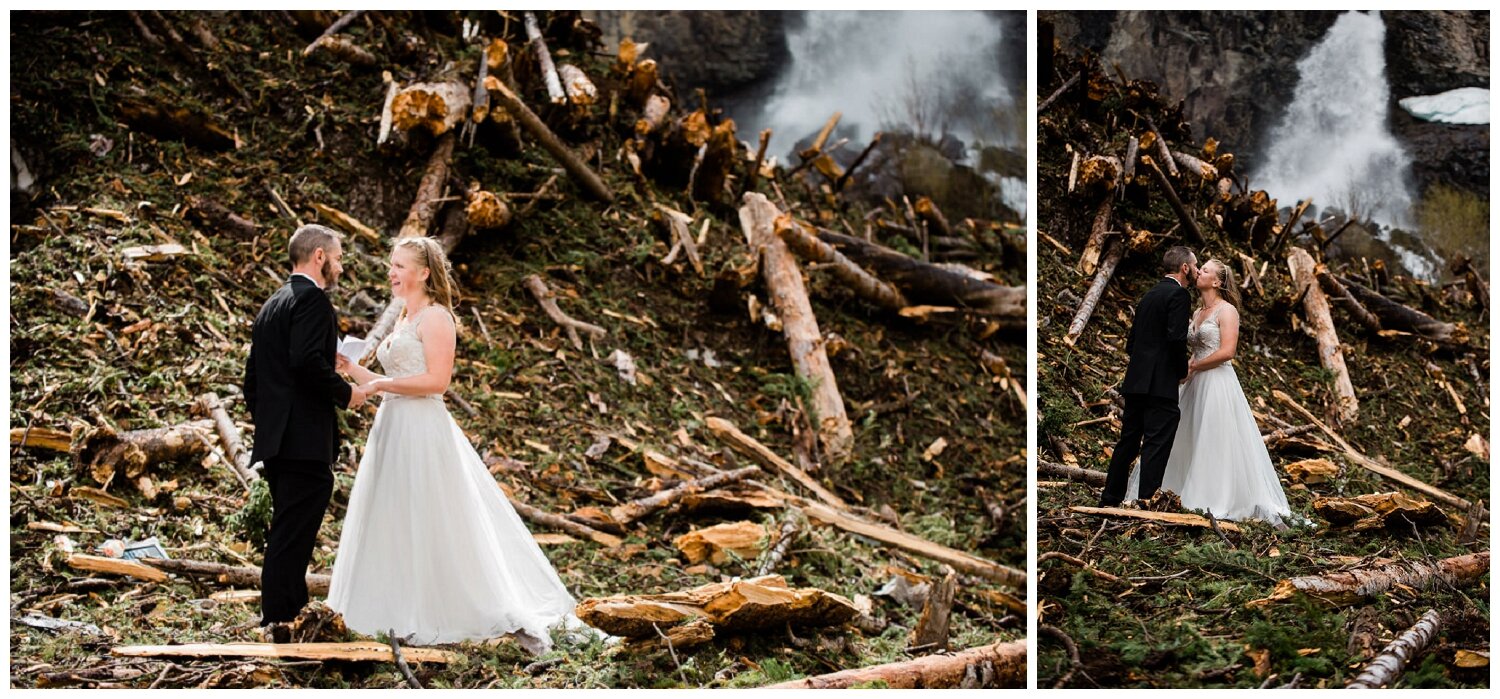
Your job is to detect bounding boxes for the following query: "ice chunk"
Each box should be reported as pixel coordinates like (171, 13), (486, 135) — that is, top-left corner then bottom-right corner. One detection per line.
(1399, 87), (1489, 125)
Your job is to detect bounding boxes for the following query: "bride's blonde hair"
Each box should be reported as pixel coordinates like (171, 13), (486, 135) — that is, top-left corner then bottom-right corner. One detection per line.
(1204, 259), (1242, 308)
(395, 237), (462, 325)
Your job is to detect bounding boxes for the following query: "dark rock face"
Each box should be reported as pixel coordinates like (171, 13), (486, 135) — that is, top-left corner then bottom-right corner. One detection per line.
(1042, 10), (1489, 198)
(586, 11), (791, 96)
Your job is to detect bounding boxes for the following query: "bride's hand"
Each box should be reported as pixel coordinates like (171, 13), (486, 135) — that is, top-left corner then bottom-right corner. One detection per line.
(335, 354), (353, 374)
(357, 379), (386, 396)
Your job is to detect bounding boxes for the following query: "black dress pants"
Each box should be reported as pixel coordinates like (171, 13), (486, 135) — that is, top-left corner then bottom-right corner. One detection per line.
(1100, 393), (1180, 506)
(260, 457), (334, 625)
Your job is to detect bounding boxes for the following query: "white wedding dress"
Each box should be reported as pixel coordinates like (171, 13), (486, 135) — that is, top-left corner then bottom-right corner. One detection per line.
(326, 306), (583, 649)
(1127, 303), (1296, 524)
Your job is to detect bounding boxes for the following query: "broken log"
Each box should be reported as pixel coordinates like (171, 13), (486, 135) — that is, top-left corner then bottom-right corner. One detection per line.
(575, 574), (858, 638)
(816, 230), (1025, 324)
(1273, 389), (1475, 512)
(139, 557), (332, 595)
(1077, 196), (1114, 276)
(1287, 247), (1358, 423)
(1065, 238), (1124, 345)
(65, 554), (169, 583)
(635, 94), (671, 139)
(306, 35), (375, 67)
(1269, 199), (1311, 257)
(796, 499), (1026, 587)
(909, 566), (957, 651)
(523, 274), (606, 350)
(376, 78), (399, 146)
(1347, 609), (1443, 689)
(1312, 492), (1446, 531)
(1037, 460), (1107, 487)
(1248, 552), (1488, 608)
(391, 81), (471, 137)
(1067, 506), (1242, 533)
(775, 217), (908, 311)
(186, 196), (259, 238)
(196, 393), (259, 490)
(1172, 150), (1217, 180)
(671, 521), (766, 565)
(739, 194), (855, 463)
(691, 119), (737, 204)
(627, 58), (660, 106)
(11, 426), (74, 453)
(1337, 275), (1466, 346)
(705, 416), (847, 510)
(609, 466), (760, 525)
(464, 190), (512, 230)
(654, 204), (703, 275)
(1142, 155), (1203, 245)
(508, 498), (623, 547)
(117, 98), (235, 151)
(75, 420), (215, 486)
(113, 641), (459, 665)
(1316, 268), (1382, 333)
(755, 518), (801, 576)
(524, 11), (566, 104)
(300, 9), (363, 56)
(488, 80), (614, 202)
(834, 131), (882, 191)
(556, 63), (597, 106)
(769, 639), (1026, 689)
(1282, 456), (1339, 483)
(1038, 70), (1081, 114)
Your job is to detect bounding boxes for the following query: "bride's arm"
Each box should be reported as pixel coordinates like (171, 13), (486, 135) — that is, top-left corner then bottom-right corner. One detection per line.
(1191, 306), (1239, 372)
(338, 355), (386, 386)
(361, 310), (455, 396)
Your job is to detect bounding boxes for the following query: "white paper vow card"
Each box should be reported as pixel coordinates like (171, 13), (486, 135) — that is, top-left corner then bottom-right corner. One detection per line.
(338, 336), (370, 362)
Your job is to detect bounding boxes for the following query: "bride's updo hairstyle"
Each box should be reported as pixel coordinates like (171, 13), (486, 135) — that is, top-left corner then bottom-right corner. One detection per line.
(1205, 259), (1242, 309)
(395, 237), (462, 313)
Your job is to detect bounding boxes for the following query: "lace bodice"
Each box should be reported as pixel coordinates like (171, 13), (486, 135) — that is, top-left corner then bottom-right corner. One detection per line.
(376, 305), (446, 380)
(1188, 303), (1226, 363)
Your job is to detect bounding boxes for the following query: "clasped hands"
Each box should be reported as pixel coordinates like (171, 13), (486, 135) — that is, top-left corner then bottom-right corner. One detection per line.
(336, 354), (387, 409)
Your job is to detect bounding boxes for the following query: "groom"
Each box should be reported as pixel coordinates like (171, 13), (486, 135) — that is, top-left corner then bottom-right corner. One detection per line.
(1099, 246), (1198, 507)
(244, 224), (366, 633)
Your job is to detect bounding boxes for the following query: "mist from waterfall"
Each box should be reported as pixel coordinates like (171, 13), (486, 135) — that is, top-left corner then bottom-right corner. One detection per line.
(726, 11), (1023, 214)
(1253, 11), (1415, 228)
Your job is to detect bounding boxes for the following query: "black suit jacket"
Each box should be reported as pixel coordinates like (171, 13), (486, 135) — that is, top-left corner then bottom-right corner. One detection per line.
(1120, 278), (1191, 400)
(244, 276), (352, 465)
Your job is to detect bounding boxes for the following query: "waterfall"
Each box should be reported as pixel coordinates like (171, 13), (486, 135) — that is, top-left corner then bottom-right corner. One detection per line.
(726, 11), (1023, 214)
(1253, 12), (1415, 226)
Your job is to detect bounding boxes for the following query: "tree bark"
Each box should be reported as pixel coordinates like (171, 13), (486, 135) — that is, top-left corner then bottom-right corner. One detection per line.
(65, 554), (169, 583)
(769, 640), (1026, 688)
(739, 194), (855, 464)
(464, 190), (512, 230)
(1337, 275), (1465, 345)
(1068, 506), (1242, 532)
(835, 131), (883, 191)
(691, 120), (737, 204)
(705, 416), (848, 510)
(306, 35), (376, 68)
(1037, 460), (1107, 487)
(195, 393), (259, 490)
(557, 63), (597, 106)
(1269, 199), (1311, 257)
(138, 557), (332, 595)
(608, 466), (761, 525)
(75, 420), (215, 486)
(185, 196), (259, 238)
(300, 9), (363, 56)
(755, 518), (801, 576)
(653, 204), (703, 275)
(1315, 268), (1382, 333)
(775, 217), (908, 311)
(576, 574), (858, 638)
(1347, 610), (1443, 688)
(524, 11), (566, 104)
(816, 230), (1025, 324)
(796, 499), (1026, 587)
(909, 566), (957, 650)
(1287, 247), (1359, 423)
(1172, 150), (1217, 180)
(1142, 155), (1203, 245)
(117, 98), (236, 151)
(507, 498), (623, 547)
(523, 273), (606, 350)
(112, 641), (459, 664)
(1065, 238), (1123, 345)
(1247, 552), (1488, 608)
(1078, 195), (1114, 276)
(488, 80), (614, 202)
(391, 81), (471, 137)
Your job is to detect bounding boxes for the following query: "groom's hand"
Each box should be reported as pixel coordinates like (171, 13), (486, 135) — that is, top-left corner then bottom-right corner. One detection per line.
(348, 384), (367, 409)
(335, 353), (352, 374)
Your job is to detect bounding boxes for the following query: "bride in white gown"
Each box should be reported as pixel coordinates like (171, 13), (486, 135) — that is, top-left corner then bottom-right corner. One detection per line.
(329, 237), (584, 651)
(1127, 259), (1297, 525)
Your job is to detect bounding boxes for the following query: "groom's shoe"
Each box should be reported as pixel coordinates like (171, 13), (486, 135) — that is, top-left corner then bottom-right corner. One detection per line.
(259, 622), (293, 644)
(1098, 498), (1121, 508)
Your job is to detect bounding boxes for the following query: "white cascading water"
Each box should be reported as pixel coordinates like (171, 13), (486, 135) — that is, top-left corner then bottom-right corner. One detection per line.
(1252, 11), (1433, 277)
(728, 11), (1023, 214)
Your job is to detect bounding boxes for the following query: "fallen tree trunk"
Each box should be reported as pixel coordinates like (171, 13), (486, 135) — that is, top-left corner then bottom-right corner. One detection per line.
(769, 639), (1026, 688)
(797, 499), (1026, 587)
(391, 81), (471, 137)
(196, 393), (259, 489)
(524, 11), (566, 104)
(523, 273), (607, 350)
(739, 194), (855, 463)
(139, 557), (332, 595)
(575, 574), (858, 638)
(1064, 238), (1123, 345)
(1172, 150), (1217, 180)
(1316, 268), (1382, 333)
(1248, 552), (1489, 608)
(1142, 155), (1203, 245)
(75, 420), (215, 486)
(1287, 247), (1358, 423)
(1067, 506), (1242, 532)
(609, 466), (760, 525)
(1037, 460), (1107, 487)
(1337, 275), (1466, 346)
(1271, 390), (1473, 512)
(1346, 609), (1443, 689)
(775, 217), (908, 311)
(706, 414), (848, 511)
(816, 230), (1025, 324)
(112, 641), (459, 664)
(1078, 196), (1114, 276)
(488, 80), (613, 202)
(508, 498), (623, 547)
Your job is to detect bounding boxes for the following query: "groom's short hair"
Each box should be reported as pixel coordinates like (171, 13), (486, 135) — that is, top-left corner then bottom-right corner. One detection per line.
(1162, 246), (1194, 274)
(288, 224), (343, 266)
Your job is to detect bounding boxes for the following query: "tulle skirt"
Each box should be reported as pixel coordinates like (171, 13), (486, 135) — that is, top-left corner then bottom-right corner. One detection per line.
(1127, 363), (1296, 524)
(327, 394), (581, 647)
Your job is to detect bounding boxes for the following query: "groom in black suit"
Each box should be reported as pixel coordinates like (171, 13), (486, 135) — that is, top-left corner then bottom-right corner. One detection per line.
(244, 224), (366, 630)
(1099, 246), (1198, 507)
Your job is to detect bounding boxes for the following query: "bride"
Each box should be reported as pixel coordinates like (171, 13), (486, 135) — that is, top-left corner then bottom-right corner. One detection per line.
(329, 237), (582, 652)
(1127, 259), (1297, 525)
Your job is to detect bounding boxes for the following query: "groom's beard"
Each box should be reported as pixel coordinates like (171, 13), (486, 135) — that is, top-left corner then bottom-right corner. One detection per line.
(322, 259), (340, 291)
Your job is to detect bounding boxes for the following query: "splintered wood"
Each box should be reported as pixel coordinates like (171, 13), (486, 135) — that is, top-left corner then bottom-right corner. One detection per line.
(1247, 551), (1489, 608)
(574, 574), (858, 638)
(113, 642), (460, 664)
(769, 640), (1026, 688)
